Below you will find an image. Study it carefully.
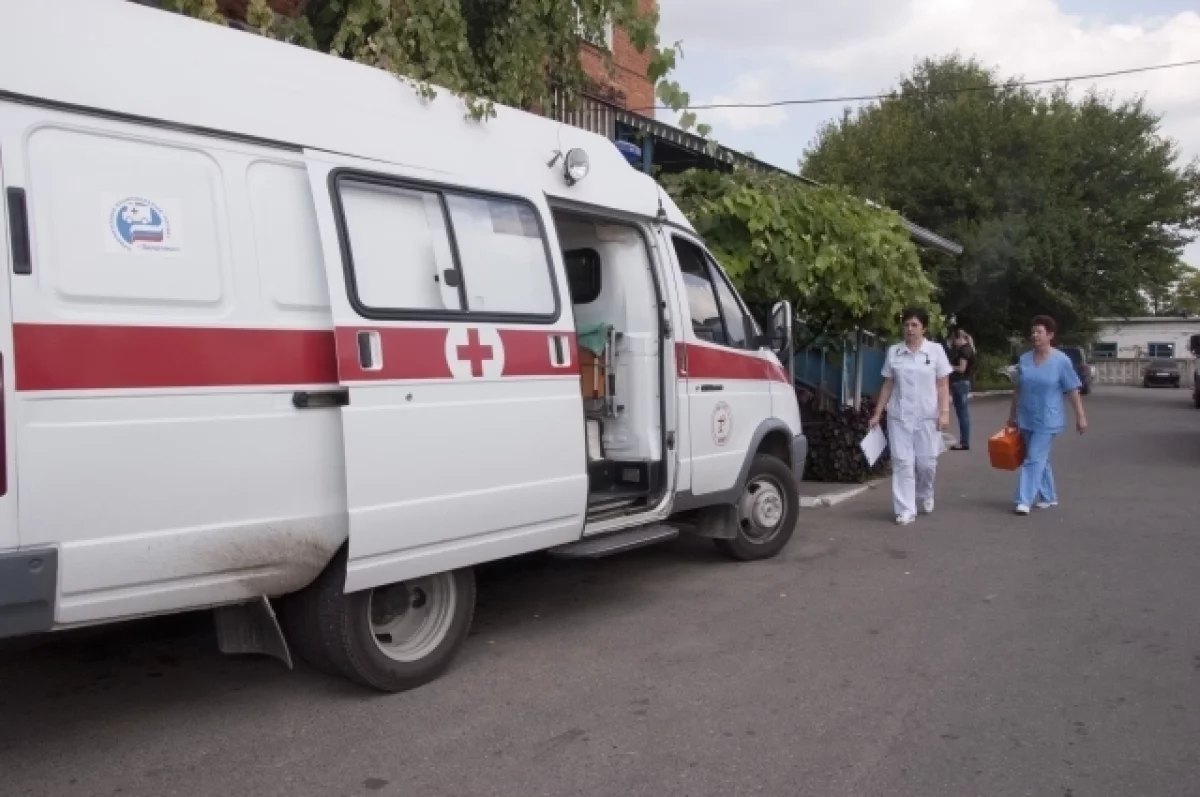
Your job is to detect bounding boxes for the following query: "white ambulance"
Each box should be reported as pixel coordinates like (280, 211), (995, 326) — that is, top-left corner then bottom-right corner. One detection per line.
(0, 0), (806, 692)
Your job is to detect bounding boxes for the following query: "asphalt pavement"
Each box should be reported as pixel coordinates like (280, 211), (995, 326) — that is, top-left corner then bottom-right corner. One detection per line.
(2, 387), (1198, 797)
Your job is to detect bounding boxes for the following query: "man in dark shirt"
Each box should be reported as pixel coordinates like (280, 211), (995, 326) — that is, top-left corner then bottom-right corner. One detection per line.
(948, 329), (976, 450)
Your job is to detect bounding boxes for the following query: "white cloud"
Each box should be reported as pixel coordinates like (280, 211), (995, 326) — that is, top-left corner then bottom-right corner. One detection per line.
(690, 72), (787, 133)
(657, 0), (1200, 262)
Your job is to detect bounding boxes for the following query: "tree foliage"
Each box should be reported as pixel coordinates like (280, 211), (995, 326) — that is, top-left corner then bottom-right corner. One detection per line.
(1146, 263), (1200, 316)
(1172, 267), (1200, 316)
(157, 0), (676, 121)
(801, 55), (1200, 349)
(662, 168), (939, 344)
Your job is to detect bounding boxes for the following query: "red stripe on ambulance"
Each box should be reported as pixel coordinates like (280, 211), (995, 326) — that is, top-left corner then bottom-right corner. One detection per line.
(13, 323), (578, 391)
(676, 342), (789, 384)
(13, 323), (339, 391)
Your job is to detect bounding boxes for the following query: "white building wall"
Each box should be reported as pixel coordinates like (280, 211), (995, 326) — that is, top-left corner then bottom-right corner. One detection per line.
(1093, 319), (1200, 360)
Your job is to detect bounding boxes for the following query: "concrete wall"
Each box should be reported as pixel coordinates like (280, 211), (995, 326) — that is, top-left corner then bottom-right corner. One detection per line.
(1093, 358), (1195, 387)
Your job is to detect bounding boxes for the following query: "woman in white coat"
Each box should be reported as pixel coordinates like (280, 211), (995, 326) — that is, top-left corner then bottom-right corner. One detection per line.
(868, 308), (953, 525)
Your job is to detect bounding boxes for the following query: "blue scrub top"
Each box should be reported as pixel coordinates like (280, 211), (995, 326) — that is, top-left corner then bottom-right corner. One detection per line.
(1014, 349), (1082, 434)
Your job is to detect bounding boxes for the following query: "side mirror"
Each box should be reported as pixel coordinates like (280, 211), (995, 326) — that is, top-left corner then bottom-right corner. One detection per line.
(768, 300), (793, 356)
(767, 300), (795, 385)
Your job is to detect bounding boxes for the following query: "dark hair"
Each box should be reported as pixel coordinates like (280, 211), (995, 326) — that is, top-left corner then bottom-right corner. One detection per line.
(1031, 315), (1057, 336)
(901, 307), (929, 329)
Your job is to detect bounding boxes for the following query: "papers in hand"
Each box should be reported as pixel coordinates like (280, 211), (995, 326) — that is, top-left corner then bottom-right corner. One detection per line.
(860, 426), (888, 467)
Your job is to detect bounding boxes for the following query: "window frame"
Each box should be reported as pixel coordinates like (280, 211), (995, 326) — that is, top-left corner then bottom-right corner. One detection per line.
(671, 233), (757, 352)
(703, 251), (756, 351)
(1092, 342), (1117, 359)
(1147, 341), (1175, 359)
(563, 247), (603, 305)
(328, 168), (562, 325)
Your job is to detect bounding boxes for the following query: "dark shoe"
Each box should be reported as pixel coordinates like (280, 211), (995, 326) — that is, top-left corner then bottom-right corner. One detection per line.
(950, 444), (970, 451)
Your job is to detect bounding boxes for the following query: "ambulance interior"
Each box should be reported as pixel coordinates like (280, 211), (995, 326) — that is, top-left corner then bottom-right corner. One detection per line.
(553, 211), (666, 519)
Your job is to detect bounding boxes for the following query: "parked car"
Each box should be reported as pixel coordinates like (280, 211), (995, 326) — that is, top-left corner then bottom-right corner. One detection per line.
(1143, 359), (1181, 388)
(1060, 346), (1093, 396)
(1000, 347), (1093, 394)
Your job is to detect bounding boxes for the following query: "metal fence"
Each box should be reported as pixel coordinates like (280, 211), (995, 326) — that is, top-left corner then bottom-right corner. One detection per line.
(793, 331), (890, 408)
(1093, 358), (1195, 387)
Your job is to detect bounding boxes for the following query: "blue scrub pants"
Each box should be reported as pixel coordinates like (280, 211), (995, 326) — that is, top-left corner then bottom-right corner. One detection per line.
(1015, 429), (1058, 508)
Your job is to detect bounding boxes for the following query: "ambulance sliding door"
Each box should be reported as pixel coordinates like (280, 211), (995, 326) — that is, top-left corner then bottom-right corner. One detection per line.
(305, 152), (588, 593)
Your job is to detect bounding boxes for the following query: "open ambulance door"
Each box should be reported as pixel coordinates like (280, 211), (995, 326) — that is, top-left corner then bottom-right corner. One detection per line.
(304, 152), (588, 593)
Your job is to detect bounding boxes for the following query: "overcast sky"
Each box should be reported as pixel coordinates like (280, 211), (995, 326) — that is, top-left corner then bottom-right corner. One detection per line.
(656, 0), (1200, 266)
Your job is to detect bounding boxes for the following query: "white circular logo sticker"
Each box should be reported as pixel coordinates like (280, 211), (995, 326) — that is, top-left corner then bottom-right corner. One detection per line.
(711, 401), (733, 446)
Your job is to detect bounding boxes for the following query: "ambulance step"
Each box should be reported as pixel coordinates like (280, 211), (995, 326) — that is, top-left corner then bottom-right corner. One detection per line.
(549, 525), (679, 559)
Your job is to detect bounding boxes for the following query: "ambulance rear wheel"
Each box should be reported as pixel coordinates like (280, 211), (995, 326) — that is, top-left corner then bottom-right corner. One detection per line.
(715, 454), (799, 561)
(301, 548), (476, 693)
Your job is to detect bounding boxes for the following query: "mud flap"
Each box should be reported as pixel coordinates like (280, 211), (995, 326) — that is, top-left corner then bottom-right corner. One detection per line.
(689, 505), (739, 540)
(214, 595), (293, 670)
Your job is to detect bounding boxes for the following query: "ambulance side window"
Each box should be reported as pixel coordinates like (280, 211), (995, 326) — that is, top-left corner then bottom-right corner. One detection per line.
(672, 236), (749, 349)
(444, 194), (555, 315)
(338, 180), (460, 313)
(707, 258), (750, 349)
(333, 172), (559, 321)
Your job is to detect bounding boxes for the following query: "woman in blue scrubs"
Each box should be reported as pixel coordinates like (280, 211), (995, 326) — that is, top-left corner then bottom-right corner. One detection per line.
(1006, 315), (1089, 515)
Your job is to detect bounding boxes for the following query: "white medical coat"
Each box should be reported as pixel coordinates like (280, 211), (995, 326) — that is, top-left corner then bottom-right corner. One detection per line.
(881, 339), (953, 461)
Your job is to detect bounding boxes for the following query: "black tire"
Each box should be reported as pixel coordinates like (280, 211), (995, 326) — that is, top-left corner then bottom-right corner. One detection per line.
(277, 571), (339, 676)
(714, 454), (800, 562)
(1080, 384), (1091, 396)
(284, 547), (476, 693)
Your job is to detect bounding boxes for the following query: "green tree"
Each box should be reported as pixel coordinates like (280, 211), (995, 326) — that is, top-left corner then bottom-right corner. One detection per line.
(801, 55), (1200, 349)
(1145, 261), (1187, 315)
(156, 0), (687, 123)
(1164, 264), (1200, 316)
(662, 168), (939, 344)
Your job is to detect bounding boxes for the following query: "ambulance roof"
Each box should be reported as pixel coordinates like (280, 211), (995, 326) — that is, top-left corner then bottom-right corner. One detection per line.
(0, 0), (694, 231)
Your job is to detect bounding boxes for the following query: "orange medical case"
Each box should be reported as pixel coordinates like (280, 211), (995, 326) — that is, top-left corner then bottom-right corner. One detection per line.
(987, 427), (1025, 471)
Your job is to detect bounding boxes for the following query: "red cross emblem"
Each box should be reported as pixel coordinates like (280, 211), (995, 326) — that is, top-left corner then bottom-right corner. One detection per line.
(456, 328), (494, 378)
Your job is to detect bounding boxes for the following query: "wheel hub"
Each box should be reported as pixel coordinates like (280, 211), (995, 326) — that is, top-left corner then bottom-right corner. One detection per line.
(739, 476), (787, 542)
(752, 488), (783, 527)
(368, 574), (457, 663)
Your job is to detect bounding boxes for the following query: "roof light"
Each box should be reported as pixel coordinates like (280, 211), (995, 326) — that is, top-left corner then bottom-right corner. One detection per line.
(613, 140), (641, 167)
(564, 148), (590, 186)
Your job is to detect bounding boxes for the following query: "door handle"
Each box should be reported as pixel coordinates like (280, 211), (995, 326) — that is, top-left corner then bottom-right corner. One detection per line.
(357, 330), (382, 371)
(292, 389), (349, 409)
(6, 187), (32, 275)
(698, 384), (724, 392)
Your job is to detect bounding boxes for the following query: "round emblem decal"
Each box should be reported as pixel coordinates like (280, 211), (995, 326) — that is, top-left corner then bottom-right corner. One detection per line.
(711, 401), (733, 446)
(109, 197), (180, 253)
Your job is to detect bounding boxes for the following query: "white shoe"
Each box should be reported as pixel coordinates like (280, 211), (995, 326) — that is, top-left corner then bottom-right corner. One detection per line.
(895, 514), (916, 526)
(1035, 500), (1058, 509)
(919, 499), (935, 515)
(1015, 505), (1031, 515)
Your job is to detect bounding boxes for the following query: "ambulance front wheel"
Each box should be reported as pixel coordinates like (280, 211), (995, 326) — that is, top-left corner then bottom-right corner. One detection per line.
(285, 548), (476, 693)
(714, 454), (799, 561)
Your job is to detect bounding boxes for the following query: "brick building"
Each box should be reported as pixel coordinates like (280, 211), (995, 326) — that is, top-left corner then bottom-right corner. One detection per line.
(577, 0), (656, 116)
(212, 0), (654, 116)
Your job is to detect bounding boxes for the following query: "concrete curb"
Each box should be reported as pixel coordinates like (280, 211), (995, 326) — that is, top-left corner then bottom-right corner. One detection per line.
(969, 389), (1013, 398)
(800, 479), (883, 510)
